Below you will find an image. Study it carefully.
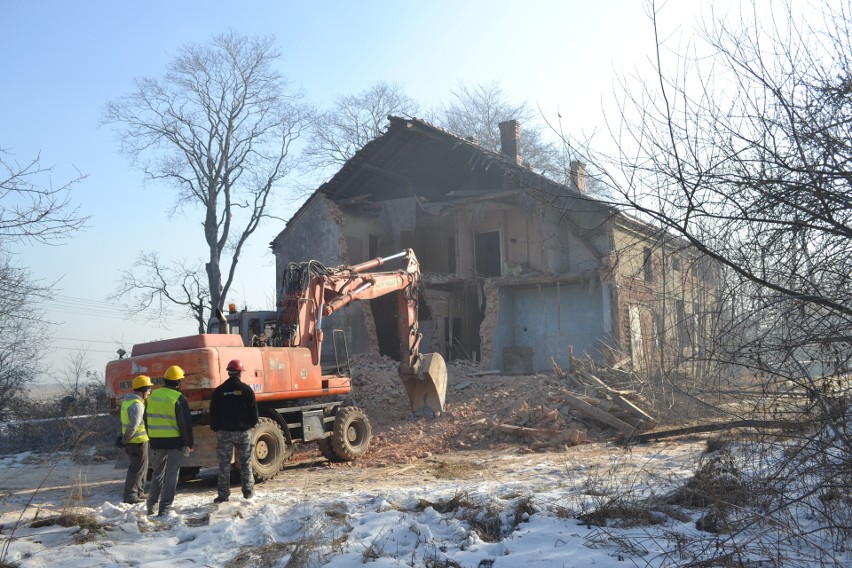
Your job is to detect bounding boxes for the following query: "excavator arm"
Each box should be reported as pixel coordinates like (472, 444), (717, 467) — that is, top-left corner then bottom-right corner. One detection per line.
(277, 249), (447, 416)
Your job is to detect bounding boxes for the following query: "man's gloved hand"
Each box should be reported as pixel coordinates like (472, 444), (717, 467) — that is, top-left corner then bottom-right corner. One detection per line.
(115, 435), (125, 448)
(181, 446), (191, 458)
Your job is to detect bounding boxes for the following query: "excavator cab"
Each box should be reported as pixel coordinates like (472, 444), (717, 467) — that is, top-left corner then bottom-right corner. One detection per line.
(208, 307), (279, 347)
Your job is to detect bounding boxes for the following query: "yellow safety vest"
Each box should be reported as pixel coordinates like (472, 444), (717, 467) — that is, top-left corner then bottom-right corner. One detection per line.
(120, 398), (149, 443)
(146, 387), (182, 439)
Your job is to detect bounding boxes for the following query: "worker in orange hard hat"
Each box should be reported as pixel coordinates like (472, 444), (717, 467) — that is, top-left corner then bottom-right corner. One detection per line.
(117, 375), (153, 504)
(145, 365), (194, 517)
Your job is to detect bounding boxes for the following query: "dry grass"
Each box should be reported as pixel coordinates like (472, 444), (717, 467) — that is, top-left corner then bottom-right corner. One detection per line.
(25, 472), (103, 544)
(226, 542), (293, 568)
(431, 459), (478, 479)
(578, 499), (669, 528)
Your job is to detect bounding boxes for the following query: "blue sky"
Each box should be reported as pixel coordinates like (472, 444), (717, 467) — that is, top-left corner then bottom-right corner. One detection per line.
(1, 0), (701, 380)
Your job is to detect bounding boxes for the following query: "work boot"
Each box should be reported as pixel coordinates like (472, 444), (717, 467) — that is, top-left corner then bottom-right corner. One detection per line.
(242, 490), (253, 499)
(146, 503), (155, 516)
(123, 496), (142, 504)
(213, 495), (229, 503)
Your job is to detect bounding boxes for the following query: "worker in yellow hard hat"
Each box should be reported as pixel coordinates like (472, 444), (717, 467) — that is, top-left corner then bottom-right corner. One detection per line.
(117, 374), (153, 504)
(145, 365), (194, 517)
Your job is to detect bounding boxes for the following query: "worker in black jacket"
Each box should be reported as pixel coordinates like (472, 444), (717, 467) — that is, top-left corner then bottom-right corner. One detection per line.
(210, 359), (259, 503)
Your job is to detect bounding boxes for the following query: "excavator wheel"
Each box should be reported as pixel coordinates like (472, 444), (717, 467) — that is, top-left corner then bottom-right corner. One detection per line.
(324, 406), (371, 462)
(316, 437), (340, 463)
(178, 466), (201, 482)
(249, 416), (294, 481)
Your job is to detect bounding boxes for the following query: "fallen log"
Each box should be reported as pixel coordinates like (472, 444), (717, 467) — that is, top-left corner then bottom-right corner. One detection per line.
(497, 423), (589, 446)
(624, 419), (815, 443)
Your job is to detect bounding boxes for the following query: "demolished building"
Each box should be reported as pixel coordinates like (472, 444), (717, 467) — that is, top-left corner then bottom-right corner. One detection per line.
(270, 117), (720, 375)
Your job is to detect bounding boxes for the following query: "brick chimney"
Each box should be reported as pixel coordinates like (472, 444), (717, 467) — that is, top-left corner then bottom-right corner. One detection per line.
(570, 160), (586, 193)
(498, 119), (521, 164)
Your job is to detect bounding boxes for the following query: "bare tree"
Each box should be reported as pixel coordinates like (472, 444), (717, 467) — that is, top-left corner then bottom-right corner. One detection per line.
(588, 0), (852, 385)
(55, 348), (109, 415)
(0, 256), (51, 418)
(0, 150), (87, 413)
(431, 81), (564, 180)
(0, 148), (88, 244)
(110, 251), (209, 333)
(552, 0), (852, 560)
(302, 80), (572, 188)
(302, 81), (419, 182)
(103, 32), (311, 323)
(59, 347), (90, 401)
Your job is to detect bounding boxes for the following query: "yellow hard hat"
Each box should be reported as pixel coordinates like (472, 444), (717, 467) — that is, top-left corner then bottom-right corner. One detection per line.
(131, 375), (153, 390)
(164, 365), (185, 381)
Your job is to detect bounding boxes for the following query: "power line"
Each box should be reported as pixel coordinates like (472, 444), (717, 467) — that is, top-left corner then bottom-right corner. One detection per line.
(48, 345), (119, 355)
(42, 294), (192, 326)
(52, 336), (127, 345)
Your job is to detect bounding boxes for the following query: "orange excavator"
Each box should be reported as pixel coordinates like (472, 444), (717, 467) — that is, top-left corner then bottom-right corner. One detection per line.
(105, 249), (447, 480)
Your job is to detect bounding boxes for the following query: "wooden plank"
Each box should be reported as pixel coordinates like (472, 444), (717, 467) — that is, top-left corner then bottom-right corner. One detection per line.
(551, 357), (565, 379)
(609, 394), (657, 430)
(561, 392), (635, 434)
(496, 423), (561, 437)
(580, 371), (657, 430)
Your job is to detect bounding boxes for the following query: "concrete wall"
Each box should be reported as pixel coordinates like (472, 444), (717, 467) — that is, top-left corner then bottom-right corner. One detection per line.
(490, 279), (608, 373)
(539, 201), (610, 274)
(271, 195), (343, 278)
(270, 195), (375, 358)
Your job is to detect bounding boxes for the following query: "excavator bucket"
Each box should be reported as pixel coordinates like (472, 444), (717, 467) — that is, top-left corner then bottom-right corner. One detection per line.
(401, 352), (448, 417)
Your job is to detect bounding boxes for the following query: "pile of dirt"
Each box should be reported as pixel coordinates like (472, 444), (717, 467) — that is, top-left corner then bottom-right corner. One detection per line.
(344, 354), (692, 467)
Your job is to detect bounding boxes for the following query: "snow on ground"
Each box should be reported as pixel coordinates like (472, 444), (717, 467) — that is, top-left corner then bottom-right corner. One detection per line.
(1, 439), (846, 567)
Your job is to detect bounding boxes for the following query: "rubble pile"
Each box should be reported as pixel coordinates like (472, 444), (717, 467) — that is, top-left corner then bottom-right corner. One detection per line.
(346, 354), (664, 466)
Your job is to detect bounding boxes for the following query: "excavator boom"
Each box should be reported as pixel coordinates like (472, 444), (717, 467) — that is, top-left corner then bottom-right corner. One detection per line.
(278, 249), (447, 415)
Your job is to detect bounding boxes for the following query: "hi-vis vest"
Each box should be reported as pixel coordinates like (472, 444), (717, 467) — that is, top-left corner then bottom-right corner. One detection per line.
(120, 398), (149, 443)
(146, 388), (182, 439)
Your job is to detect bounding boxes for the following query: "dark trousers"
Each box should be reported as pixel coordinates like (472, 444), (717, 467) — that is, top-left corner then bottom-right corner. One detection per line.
(146, 447), (183, 515)
(216, 429), (254, 498)
(123, 441), (148, 500)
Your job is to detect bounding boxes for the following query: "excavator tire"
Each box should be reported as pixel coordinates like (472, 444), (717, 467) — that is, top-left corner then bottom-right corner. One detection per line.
(316, 437), (340, 462)
(178, 466), (201, 482)
(327, 406), (372, 462)
(250, 416), (294, 481)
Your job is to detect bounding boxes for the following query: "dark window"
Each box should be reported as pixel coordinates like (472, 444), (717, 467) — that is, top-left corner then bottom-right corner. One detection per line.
(345, 236), (364, 264)
(671, 255), (681, 271)
(368, 234), (379, 259)
(643, 248), (653, 282)
(676, 300), (689, 350)
(475, 231), (502, 277)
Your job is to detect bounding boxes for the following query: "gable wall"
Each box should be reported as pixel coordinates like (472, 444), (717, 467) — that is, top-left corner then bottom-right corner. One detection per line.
(270, 195), (377, 358)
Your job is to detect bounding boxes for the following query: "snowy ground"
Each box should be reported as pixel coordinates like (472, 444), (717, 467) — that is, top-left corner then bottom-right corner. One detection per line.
(1, 437), (846, 567)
